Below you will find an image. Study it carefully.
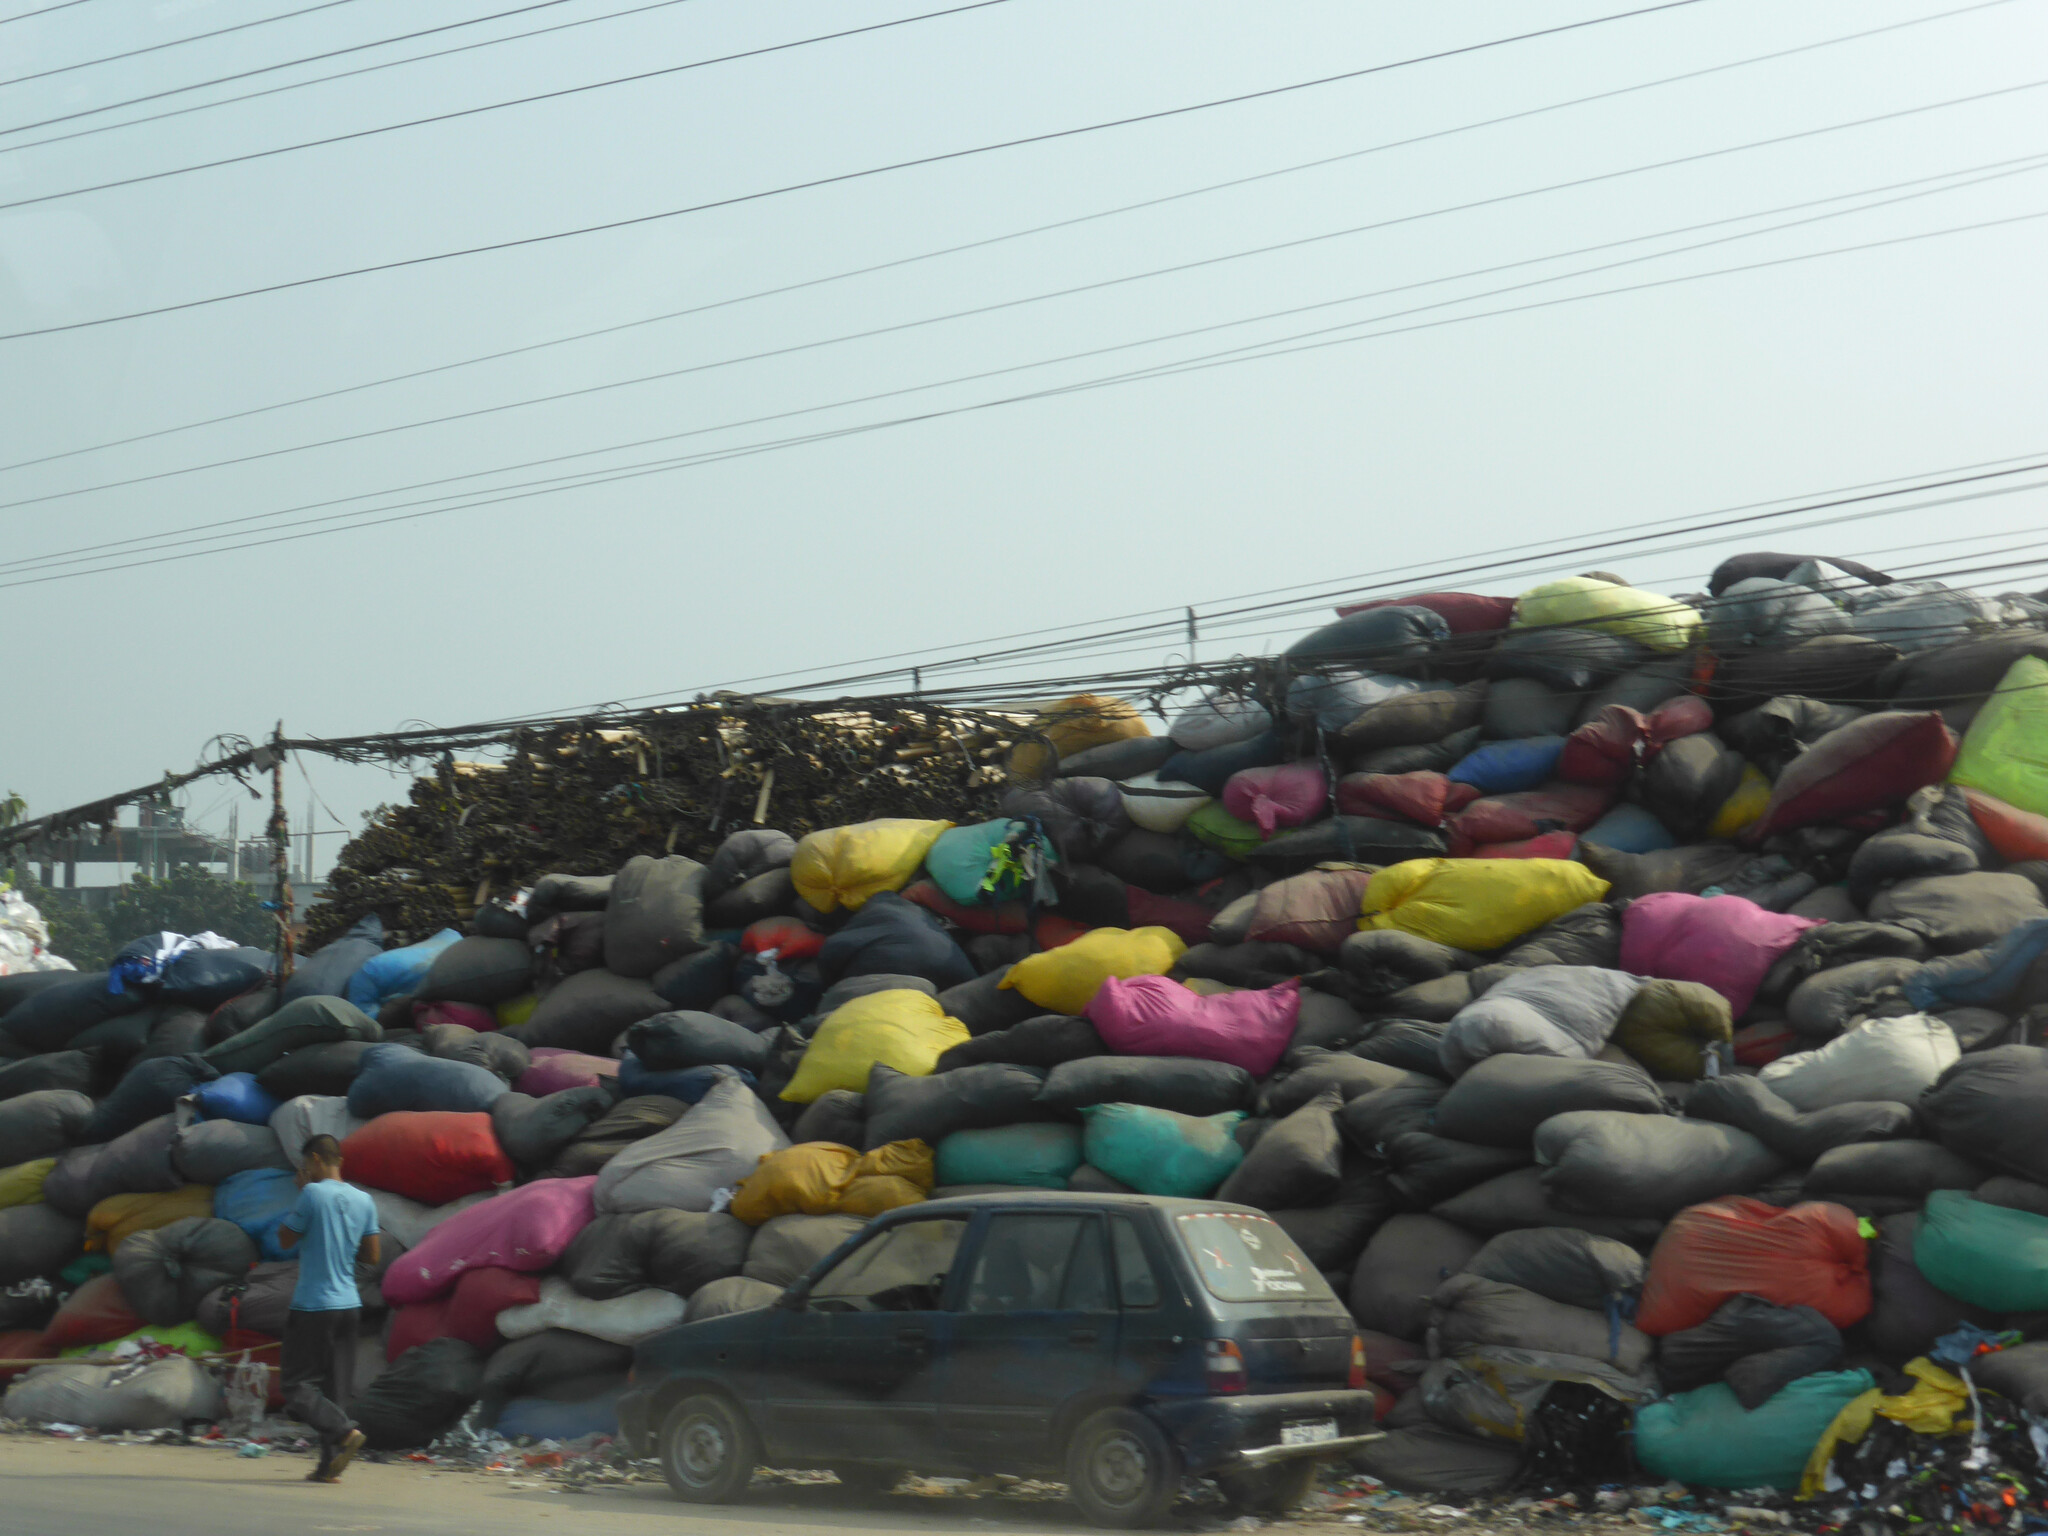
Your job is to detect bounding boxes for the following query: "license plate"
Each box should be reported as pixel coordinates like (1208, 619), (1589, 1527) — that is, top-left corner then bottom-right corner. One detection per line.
(1280, 1419), (1337, 1446)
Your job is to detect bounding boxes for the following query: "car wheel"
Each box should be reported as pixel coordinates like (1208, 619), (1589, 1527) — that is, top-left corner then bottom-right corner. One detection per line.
(659, 1393), (758, 1504)
(1065, 1407), (1183, 1529)
(1217, 1458), (1319, 1515)
(828, 1463), (905, 1497)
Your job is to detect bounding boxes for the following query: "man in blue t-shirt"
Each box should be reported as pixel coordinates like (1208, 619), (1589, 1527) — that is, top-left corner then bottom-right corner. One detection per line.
(278, 1133), (381, 1482)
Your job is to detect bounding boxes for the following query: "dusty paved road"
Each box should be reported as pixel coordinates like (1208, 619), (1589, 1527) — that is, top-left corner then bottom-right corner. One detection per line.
(0, 1437), (1131, 1536)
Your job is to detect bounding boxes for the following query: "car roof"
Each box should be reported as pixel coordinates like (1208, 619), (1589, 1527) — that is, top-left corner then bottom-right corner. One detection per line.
(891, 1191), (1265, 1219)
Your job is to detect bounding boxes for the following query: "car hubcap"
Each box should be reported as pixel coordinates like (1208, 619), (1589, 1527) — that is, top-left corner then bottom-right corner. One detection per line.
(1089, 1431), (1150, 1505)
(675, 1415), (728, 1484)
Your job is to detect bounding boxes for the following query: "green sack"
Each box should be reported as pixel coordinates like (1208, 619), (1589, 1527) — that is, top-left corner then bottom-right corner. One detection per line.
(1186, 802), (1264, 860)
(1080, 1103), (1245, 1198)
(1634, 1369), (1873, 1490)
(1951, 655), (2048, 817)
(935, 1124), (1082, 1190)
(62, 1321), (224, 1360)
(1914, 1189), (2048, 1311)
(60, 1253), (112, 1287)
(924, 819), (1057, 907)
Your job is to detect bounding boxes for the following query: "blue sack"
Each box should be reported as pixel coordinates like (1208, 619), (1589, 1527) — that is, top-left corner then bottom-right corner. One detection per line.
(347, 1042), (506, 1117)
(617, 1054), (755, 1104)
(1582, 803), (1676, 854)
(1906, 917), (2048, 1010)
(1448, 736), (1568, 794)
(215, 1167), (302, 1262)
(345, 928), (462, 1012)
(494, 1388), (622, 1440)
(191, 1072), (280, 1126)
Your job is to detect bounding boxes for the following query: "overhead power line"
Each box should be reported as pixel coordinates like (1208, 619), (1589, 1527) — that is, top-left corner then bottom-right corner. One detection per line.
(0, 0), (2009, 479)
(6, 116), (2035, 518)
(0, 0), (365, 88)
(0, 0), (1715, 341)
(3, 194), (2043, 592)
(0, 0), (664, 141)
(0, 0), (92, 25)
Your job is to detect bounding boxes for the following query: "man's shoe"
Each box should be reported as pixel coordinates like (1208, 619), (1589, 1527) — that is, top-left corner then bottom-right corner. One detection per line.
(322, 1429), (366, 1481)
(305, 1454), (334, 1483)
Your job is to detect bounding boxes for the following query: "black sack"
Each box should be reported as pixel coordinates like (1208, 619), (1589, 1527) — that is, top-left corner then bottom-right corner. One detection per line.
(355, 1338), (487, 1449)
(625, 1011), (771, 1075)
(1037, 1056), (1252, 1116)
(1215, 1085), (1345, 1211)
(861, 1062), (1045, 1152)
(1656, 1295), (1842, 1409)
(490, 1086), (614, 1172)
(934, 1014), (1104, 1073)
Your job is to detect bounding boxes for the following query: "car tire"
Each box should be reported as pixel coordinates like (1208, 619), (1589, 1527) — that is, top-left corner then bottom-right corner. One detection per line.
(1218, 1458), (1319, 1516)
(1065, 1406), (1183, 1529)
(659, 1393), (758, 1504)
(828, 1463), (905, 1497)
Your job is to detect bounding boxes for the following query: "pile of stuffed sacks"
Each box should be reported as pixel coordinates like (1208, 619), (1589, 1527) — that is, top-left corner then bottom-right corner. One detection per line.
(13, 556), (2048, 1495)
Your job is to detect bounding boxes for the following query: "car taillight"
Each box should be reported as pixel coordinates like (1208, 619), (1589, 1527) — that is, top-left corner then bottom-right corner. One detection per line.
(1348, 1335), (1367, 1391)
(1205, 1339), (1247, 1394)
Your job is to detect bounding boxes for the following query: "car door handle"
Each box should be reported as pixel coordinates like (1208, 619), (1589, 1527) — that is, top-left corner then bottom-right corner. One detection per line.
(1068, 1329), (1100, 1346)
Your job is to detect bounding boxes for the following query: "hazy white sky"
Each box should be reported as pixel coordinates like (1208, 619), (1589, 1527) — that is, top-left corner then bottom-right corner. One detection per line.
(3, 0), (2046, 875)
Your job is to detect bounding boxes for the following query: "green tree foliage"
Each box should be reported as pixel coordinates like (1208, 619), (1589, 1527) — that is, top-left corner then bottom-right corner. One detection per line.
(11, 878), (110, 970)
(106, 865), (273, 953)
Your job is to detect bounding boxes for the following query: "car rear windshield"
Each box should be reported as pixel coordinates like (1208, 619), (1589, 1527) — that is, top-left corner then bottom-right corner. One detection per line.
(1174, 1212), (1335, 1303)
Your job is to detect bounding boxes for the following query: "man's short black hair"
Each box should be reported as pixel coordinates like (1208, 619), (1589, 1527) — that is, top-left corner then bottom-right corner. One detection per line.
(301, 1134), (343, 1166)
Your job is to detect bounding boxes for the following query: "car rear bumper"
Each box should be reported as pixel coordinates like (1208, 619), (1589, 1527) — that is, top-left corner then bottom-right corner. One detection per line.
(1146, 1389), (1382, 1474)
(618, 1387), (654, 1458)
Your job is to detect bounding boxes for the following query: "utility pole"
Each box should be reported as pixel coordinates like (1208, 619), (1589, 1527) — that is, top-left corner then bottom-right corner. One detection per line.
(268, 724), (295, 982)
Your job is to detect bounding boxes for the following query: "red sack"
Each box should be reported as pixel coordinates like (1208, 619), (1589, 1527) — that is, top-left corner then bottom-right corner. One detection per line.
(1470, 831), (1579, 860)
(342, 1111), (515, 1207)
(1335, 771), (1482, 827)
(1748, 711), (1958, 842)
(1961, 787), (2048, 862)
(901, 880), (1085, 949)
(1222, 762), (1329, 836)
(1636, 1198), (1870, 1336)
(740, 916), (825, 961)
(1732, 1020), (1796, 1067)
(1447, 781), (1613, 855)
(1559, 697), (1714, 787)
(43, 1272), (144, 1352)
(413, 1001), (497, 1032)
(0, 1329), (56, 1381)
(1336, 592), (1517, 635)
(1121, 888), (1210, 948)
(388, 1266), (540, 1357)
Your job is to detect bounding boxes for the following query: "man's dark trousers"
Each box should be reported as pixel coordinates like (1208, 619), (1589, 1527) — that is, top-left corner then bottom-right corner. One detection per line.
(282, 1307), (360, 1449)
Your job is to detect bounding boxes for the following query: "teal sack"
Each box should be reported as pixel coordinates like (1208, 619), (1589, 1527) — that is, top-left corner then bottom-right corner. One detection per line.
(925, 819), (1055, 907)
(1915, 1190), (2048, 1311)
(1080, 1103), (1245, 1198)
(935, 1124), (1082, 1190)
(1635, 1370), (1873, 1490)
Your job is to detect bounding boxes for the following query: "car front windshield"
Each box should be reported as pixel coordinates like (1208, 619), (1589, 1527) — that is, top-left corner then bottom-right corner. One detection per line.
(1174, 1211), (1334, 1302)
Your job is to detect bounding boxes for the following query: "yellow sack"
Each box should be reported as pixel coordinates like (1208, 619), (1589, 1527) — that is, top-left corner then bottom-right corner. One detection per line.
(999, 926), (1189, 1015)
(836, 1142), (935, 1218)
(781, 991), (970, 1103)
(728, 1143), (860, 1225)
(1513, 576), (1701, 652)
(1951, 655), (2048, 816)
(494, 992), (538, 1030)
(0, 1157), (54, 1211)
(1359, 859), (1611, 952)
(792, 819), (953, 913)
(85, 1185), (214, 1255)
(855, 1138), (935, 1191)
(1709, 762), (1771, 839)
(1611, 979), (1732, 1081)
(1008, 694), (1151, 780)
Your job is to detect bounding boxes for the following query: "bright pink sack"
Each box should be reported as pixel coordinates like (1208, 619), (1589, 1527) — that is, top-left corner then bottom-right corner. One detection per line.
(1619, 892), (1823, 1018)
(379, 1176), (597, 1305)
(517, 1048), (620, 1096)
(1471, 831), (1580, 860)
(1222, 762), (1329, 835)
(1085, 975), (1301, 1077)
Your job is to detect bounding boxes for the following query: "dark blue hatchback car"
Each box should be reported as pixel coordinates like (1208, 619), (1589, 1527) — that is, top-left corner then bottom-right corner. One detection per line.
(618, 1191), (1380, 1527)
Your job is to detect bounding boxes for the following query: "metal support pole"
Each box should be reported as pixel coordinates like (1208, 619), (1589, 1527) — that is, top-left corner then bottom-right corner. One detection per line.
(268, 725), (296, 983)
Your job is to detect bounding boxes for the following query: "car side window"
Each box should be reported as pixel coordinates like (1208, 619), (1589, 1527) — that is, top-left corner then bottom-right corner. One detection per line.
(963, 1214), (1111, 1313)
(1109, 1216), (1161, 1309)
(809, 1218), (967, 1313)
